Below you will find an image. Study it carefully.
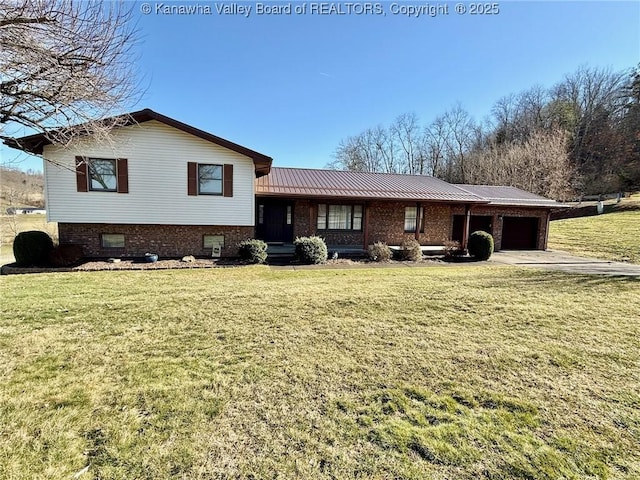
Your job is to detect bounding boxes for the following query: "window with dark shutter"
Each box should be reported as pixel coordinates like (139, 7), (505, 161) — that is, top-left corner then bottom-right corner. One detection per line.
(189, 163), (234, 197)
(117, 158), (128, 193)
(187, 162), (198, 196)
(75, 156), (88, 192)
(223, 164), (233, 197)
(77, 157), (128, 193)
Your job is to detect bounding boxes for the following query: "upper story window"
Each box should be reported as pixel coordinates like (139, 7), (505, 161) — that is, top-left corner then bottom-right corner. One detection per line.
(75, 156), (128, 194)
(89, 159), (117, 191)
(198, 164), (223, 195)
(188, 162), (233, 197)
(317, 204), (363, 231)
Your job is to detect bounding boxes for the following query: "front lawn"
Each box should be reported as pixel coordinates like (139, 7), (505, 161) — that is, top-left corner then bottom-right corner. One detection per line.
(549, 210), (640, 263)
(1, 267), (639, 479)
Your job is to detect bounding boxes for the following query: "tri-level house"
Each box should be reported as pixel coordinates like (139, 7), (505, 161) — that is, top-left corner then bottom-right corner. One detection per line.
(6, 109), (565, 258)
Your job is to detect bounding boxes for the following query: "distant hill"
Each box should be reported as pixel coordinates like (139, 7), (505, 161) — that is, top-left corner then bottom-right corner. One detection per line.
(0, 167), (45, 209)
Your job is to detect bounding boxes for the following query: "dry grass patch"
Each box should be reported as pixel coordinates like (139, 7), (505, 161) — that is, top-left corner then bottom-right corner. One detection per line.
(1, 266), (639, 479)
(549, 210), (640, 263)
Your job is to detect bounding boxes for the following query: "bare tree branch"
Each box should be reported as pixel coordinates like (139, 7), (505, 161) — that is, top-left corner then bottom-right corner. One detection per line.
(0, 0), (141, 167)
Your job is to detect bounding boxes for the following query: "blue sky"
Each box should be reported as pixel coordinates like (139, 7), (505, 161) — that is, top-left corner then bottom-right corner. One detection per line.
(3, 0), (639, 172)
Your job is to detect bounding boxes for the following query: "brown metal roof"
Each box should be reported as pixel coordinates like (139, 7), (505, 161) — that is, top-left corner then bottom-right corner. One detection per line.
(256, 167), (487, 203)
(4, 109), (273, 177)
(454, 185), (569, 208)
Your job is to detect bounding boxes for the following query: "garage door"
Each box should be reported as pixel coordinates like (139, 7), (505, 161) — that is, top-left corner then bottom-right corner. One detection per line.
(501, 217), (539, 250)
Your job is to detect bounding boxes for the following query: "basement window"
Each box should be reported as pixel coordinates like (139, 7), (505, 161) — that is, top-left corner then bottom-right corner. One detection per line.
(101, 234), (125, 248)
(203, 235), (225, 249)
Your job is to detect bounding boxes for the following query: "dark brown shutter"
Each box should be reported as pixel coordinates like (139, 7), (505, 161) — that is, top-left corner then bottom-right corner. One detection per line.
(75, 156), (88, 192)
(223, 164), (233, 197)
(187, 162), (197, 196)
(117, 158), (128, 193)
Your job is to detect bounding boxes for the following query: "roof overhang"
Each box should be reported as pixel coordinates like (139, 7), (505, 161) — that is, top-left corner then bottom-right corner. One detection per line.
(255, 191), (489, 204)
(4, 109), (273, 177)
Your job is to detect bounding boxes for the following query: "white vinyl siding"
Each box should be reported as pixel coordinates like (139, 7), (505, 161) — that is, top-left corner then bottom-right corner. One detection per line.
(43, 120), (255, 226)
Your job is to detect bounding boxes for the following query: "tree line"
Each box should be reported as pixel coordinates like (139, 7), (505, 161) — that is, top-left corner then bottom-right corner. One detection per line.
(329, 65), (640, 200)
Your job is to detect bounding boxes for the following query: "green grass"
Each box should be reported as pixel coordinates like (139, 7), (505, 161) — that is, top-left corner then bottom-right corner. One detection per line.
(549, 210), (640, 264)
(1, 266), (639, 479)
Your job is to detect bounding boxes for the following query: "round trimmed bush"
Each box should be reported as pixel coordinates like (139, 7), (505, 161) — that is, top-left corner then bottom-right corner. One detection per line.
(368, 241), (392, 262)
(294, 236), (327, 264)
(468, 230), (494, 260)
(13, 230), (54, 266)
(238, 239), (268, 264)
(399, 238), (422, 262)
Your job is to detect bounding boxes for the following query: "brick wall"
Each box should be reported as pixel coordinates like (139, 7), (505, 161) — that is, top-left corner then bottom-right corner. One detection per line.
(450, 205), (549, 250)
(288, 199), (550, 250)
(58, 223), (255, 258)
(288, 200), (454, 247)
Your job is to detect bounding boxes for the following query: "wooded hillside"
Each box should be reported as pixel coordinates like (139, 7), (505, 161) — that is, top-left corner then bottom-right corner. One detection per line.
(331, 65), (640, 200)
(0, 167), (45, 209)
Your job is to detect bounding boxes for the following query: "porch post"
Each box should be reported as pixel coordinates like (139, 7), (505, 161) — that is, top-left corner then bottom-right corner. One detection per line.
(414, 202), (420, 241)
(363, 202), (370, 250)
(462, 204), (471, 251)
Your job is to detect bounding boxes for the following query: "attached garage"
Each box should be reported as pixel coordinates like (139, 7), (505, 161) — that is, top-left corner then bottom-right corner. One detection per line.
(501, 216), (539, 250)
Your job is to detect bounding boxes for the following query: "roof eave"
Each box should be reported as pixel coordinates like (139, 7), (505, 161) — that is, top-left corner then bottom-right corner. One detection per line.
(4, 108), (273, 177)
(255, 191), (488, 204)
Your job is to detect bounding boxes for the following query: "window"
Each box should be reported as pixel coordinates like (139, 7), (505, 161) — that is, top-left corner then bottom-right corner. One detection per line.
(203, 235), (224, 249)
(101, 234), (124, 248)
(286, 205), (292, 225)
(76, 157), (128, 194)
(89, 159), (117, 191)
(405, 207), (418, 232)
(317, 204), (363, 230)
(188, 163), (233, 197)
(258, 204), (264, 224)
(198, 164), (223, 195)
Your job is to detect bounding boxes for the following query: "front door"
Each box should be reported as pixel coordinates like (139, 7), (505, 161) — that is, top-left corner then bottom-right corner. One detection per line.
(452, 215), (493, 242)
(257, 201), (294, 243)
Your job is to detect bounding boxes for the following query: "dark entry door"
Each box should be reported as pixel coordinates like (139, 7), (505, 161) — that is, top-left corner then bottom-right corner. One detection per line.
(501, 217), (538, 249)
(257, 202), (293, 243)
(452, 215), (493, 242)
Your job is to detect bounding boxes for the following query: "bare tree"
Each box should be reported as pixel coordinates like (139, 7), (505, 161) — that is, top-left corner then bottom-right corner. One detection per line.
(389, 112), (426, 175)
(330, 126), (396, 173)
(1, 0), (140, 164)
(441, 104), (476, 183)
(467, 129), (575, 200)
(551, 66), (629, 192)
(424, 115), (448, 177)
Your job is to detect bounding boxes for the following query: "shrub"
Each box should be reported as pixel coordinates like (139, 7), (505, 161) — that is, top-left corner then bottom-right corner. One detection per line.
(13, 231), (54, 266)
(468, 231), (494, 260)
(398, 238), (422, 262)
(294, 236), (327, 264)
(238, 239), (268, 264)
(368, 242), (392, 262)
(48, 244), (84, 267)
(444, 240), (465, 258)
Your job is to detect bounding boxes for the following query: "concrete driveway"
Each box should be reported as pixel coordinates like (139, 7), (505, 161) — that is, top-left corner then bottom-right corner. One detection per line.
(491, 250), (640, 277)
